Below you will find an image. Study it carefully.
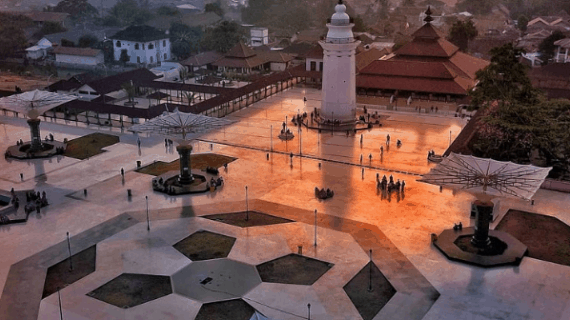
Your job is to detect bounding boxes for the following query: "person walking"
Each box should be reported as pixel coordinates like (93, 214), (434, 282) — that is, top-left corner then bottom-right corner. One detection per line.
(137, 137), (141, 148)
(369, 153), (372, 162)
(401, 180), (406, 192)
(386, 134), (390, 145)
(121, 168), (125, 177)
(380, 145), (384, 155)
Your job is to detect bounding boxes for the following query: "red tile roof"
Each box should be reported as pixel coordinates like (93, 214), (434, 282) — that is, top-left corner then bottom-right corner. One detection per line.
(356, 48), (389, 72)
(395, 38), (459, 58)
(22, 11), (69, 23)
(53, 46), (102, 57)
(356, 75), (468, 95)
(225, 41), (256, 58)
(360, 60), (458, 80)
(305, 45), (324, 59)
(180, 51), (223, 67)
(212, 55), (266, 69)
(411, 22), (447, 39)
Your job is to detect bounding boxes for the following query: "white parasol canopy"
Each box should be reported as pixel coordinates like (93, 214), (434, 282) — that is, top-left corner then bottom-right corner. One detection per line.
(418, 153), (551, 201)
(129, 108), (235, 143)
(0, 89), (77, 119)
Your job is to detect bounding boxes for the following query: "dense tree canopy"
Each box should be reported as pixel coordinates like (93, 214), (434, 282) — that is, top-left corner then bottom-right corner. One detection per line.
(53, 0), (98, 21)
(169, 23), (203, 59)
(107, 0), (153, 26)
(469, 43), (570, 177)
(40, 21), (67, 35)
(78, 34), (99, 48)
(201, 21), (246, 53)
(0, 13), (31, 58)
(448, 19), (478, 52)
(538, 30), (566, 65)
(157, 5), (179, 16)
(456, 0), (494, 15)
(517, 15), (528, 33)
(205, 2), (224, 17)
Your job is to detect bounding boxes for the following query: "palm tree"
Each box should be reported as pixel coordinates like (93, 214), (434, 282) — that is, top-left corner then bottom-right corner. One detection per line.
(179, 68), (188, 84)
(183, 91), (197, 107)
(121, 80), (136, 104)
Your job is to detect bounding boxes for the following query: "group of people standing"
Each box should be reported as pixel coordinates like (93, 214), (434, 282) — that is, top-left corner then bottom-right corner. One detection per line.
(376, 174), (405, 193)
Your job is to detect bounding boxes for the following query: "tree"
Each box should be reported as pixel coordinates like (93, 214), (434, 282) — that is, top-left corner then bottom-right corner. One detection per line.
(121, 81), (136, 102)
(201, 21), (246, 53)
(538, 30), (566, 64)
(157, 5), (179, 16)
(0, 13), (31, 58)
(170, 23), (203, 59)
(448, 19), (478, 52)
(205, 2), (224, 17)
(353, 15), (367, 32)
(78, 34), (98, 48)
(61, 38), (75, 47)
(40, 21), (66, 35)
(456, 0), (494, 15)
(119, 49), (130, 66)
(108, 0), (152, 26)
(53, 0), (98, 22)
(471, 43), (540, 111)
(468, 43), (546, 165)
(517, 15), (528, 33)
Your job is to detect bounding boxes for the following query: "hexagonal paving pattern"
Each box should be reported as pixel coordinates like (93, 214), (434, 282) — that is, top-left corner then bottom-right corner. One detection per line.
(171, 258), (261, 303)
(343, 262), (397, 320)
(173, 230), (236, 261)
(195, 299), (258, 320)
(203, 211), (294, 228)
(86, 273), (172, 308)
(256, 254), (334, 285)
(496, 209), (570, 266)
(43, 245), (96, 298)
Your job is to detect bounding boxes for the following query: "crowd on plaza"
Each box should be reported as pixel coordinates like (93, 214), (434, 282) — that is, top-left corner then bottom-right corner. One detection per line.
(8, 188), (49, 218)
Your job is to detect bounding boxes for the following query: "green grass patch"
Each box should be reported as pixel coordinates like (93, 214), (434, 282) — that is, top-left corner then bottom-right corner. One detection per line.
(64, 133), (120, 160)
(138, 153), (236, 176)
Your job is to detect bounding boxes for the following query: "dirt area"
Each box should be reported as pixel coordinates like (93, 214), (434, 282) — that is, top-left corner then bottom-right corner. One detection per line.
(64, 133), (120, 160)
(42, 246), (96, 299)
(496, 210), (570, 266)
(173, 230), (236, 261)
(137, 153), (236, 176)
(256, 254), (333, 285)
(0, 73), (56, 92)
(203, 211), (294, 228)
(195, 299), (256, 320)
(343, 261), (397, 320)
(86, 274), (172, 308)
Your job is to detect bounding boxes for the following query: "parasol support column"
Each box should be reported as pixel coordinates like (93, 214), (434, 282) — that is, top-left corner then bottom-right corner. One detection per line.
(471, 201), (493, 248)
(176, 145), (194, 184)
(27, 118), (42, 153)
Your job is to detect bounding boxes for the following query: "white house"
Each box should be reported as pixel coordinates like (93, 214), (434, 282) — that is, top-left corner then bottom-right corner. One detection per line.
(25, 37), (52, 60)
(53, 46), (104, 67)
(250, 27), (269, 47)
(554, 38), (570, 63)
(110, 25), (171, 66)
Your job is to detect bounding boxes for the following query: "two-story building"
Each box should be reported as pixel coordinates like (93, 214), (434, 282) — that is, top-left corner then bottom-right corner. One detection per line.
(110, 25), (171, 66)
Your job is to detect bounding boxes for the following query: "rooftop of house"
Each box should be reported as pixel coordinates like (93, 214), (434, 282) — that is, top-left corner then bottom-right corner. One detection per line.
(53, 46), (102, 57)
(110, 25), (169, 42)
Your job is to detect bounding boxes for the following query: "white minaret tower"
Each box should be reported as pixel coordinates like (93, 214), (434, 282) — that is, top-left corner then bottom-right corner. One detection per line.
(319, 0), (361, 123)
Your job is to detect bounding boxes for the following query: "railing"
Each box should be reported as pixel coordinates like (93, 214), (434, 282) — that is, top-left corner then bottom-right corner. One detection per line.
(325, 37), (355, 44)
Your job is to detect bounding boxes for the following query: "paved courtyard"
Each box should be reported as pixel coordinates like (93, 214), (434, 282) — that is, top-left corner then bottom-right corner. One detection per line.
(0, 87), (570, 320)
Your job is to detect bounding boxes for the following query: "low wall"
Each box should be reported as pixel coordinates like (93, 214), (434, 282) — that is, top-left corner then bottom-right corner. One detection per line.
(541, 179), (570, 193)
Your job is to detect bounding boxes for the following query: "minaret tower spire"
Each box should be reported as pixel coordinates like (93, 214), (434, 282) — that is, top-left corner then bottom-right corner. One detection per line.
(318, 0), (361, 123)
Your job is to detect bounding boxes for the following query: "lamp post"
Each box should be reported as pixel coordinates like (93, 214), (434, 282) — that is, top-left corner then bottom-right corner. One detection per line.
(57, 287), (63, 320)
(66, 232), (72, 271)
(146, 195), (150, 231)
(245, 186), (249, 221)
